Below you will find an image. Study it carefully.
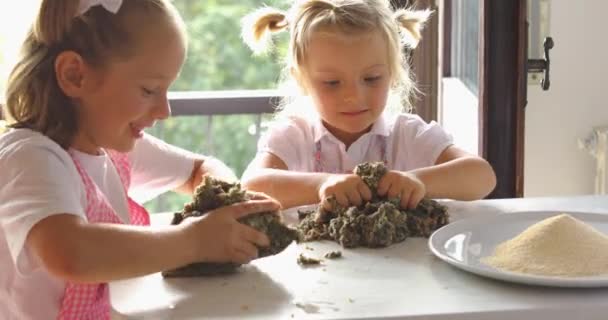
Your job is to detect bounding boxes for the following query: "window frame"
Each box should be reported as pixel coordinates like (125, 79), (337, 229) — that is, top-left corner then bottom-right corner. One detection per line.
(169, 90), (278, 116)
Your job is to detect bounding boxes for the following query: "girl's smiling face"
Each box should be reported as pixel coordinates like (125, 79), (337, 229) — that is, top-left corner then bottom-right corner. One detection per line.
(298, 29), (391, 147)
(71, 21), (186, 154)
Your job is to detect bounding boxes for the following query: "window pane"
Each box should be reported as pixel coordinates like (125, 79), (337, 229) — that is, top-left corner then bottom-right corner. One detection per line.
(143, 1), (290, 213)
(148, 114), (272, 176)
(450, 0), (479, 95)
(173, 0), (289, 91)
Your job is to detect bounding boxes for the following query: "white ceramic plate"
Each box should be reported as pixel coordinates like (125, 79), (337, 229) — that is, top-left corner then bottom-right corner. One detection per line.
(429, 211), (608, 288)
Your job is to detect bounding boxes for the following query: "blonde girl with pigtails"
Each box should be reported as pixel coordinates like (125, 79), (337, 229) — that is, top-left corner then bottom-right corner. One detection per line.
(242, 0), (496, 212)
(0, 1), (279, 318)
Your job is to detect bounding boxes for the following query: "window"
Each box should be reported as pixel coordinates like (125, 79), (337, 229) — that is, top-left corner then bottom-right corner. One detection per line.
(173, 1), (288, 91)
(148, 0), (289, 212)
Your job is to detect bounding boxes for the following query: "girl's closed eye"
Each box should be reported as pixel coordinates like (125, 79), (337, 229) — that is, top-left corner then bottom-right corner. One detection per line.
(323, 80), (340, 87)
(141, 86), (157, 97)
(364, 75), (382, 83)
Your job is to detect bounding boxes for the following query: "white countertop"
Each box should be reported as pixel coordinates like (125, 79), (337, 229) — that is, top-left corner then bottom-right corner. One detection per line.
(110, 195), (608, 320)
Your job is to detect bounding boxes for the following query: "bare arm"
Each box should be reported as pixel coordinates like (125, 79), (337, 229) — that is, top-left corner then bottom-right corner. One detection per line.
(175, 156), (237, 195)
(26, 199), (279, 284)
(28, 214), (194, 283)
(242, 152), (332, 209)
(243, 146), (495, 210)
(411, 146), (496, 200)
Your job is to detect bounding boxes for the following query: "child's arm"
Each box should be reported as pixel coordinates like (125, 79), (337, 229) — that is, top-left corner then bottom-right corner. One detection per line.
(175, 157), (237, 195)
(128, 134), (238, 198)
(243, 152), (373, 209)
(411, 145), (496, 199)
(378, 146), (496, 208)
(243, 152), (329, 208)
(26, 199), (278, 283)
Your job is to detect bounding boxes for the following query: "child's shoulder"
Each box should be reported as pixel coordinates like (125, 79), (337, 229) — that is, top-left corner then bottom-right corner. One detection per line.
(386, 112), (447, 140)
(0, 128), (71, 164)
(384, 112), (429, 133)
(259, 115), (320, 149)
(387, 112), (452, 149)
(391, 112), (428, 125)
(0, 129), (83, 193)
(266, 115), (315, 136)
(1, 128), (62, 150)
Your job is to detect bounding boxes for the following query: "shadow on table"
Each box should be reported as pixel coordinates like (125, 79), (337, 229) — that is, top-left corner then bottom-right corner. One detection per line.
(123, 265), (292, 319)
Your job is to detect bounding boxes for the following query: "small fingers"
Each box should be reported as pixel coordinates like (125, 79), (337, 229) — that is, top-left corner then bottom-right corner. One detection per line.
(400, 188), (413, 209)
(357, 182), (372, 202)
(221, 199), (280, 220)
(346, 188), (362, 207)
(334, 192), (349, 208)
(377, 177), (391, 196)
(241, 225), (270, 248)
(321, 197), (334, 211)
(232, 249), (256, 265)
(407, 187), (425, 209)
(387, 183), (402, 200)
(247, 191), (275, 202)
(247, 192), (283, 217)
(236, 240), (259, 260)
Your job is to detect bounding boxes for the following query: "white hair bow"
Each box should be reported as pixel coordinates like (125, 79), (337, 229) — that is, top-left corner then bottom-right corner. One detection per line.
(77, 0), (123, 15)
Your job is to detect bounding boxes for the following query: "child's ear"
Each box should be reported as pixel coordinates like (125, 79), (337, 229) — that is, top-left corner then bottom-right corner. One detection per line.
(54, 51), (87, 98)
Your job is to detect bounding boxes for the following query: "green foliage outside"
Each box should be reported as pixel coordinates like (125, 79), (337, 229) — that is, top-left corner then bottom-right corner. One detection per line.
(144, 0), (289, 213)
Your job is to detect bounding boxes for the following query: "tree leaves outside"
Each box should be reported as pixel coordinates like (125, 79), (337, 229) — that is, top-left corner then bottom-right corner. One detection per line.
(145, 0), (289, 213)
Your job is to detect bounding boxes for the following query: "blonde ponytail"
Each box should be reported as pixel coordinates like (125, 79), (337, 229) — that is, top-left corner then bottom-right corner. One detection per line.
(34, 0), (81, 46)
(241, 7), (288, 55)
(393, 8), (432, 48)
(4, 1), (82, 148)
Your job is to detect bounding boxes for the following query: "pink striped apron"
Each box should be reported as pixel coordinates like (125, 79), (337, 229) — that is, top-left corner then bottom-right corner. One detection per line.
(57, 150), (150, 319)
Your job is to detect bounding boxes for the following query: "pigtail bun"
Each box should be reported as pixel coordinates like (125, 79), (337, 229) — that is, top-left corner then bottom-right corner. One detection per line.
(393, 8), (432, 48)
(241, 7), (288, 55)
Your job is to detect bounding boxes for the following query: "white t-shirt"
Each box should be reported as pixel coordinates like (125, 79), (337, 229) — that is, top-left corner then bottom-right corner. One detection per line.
(247, 113), (453, 175)
(0, 129), (197, 319)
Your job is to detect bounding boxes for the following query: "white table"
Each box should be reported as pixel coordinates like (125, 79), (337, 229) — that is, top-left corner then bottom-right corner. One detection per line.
(110, 195), (608, 320)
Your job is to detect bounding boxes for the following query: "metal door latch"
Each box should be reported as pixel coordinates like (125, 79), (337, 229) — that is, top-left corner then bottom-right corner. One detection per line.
(527, 37), (554, 90)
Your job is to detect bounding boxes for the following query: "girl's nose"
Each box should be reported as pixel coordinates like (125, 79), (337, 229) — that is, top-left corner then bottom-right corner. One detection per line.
(343, 83), (363, 105)
(154, 96), (172, 120)
(344, 96), (356, 104)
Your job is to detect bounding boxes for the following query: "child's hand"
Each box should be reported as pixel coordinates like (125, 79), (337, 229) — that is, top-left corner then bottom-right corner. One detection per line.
(377, 170), (426, 209)
(318, 174), (372, 210)
(247, 191), (285, 221)
(247, 190), (280, 202)
(185, 199), (280, 264)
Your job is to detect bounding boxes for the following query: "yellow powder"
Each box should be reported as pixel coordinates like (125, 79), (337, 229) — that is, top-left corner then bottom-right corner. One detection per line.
(482, 213), (608, 277)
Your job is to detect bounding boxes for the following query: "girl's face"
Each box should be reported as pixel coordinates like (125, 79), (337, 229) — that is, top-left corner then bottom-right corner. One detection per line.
(299, 29), (391, 146)
(73, 22), (186, 154)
